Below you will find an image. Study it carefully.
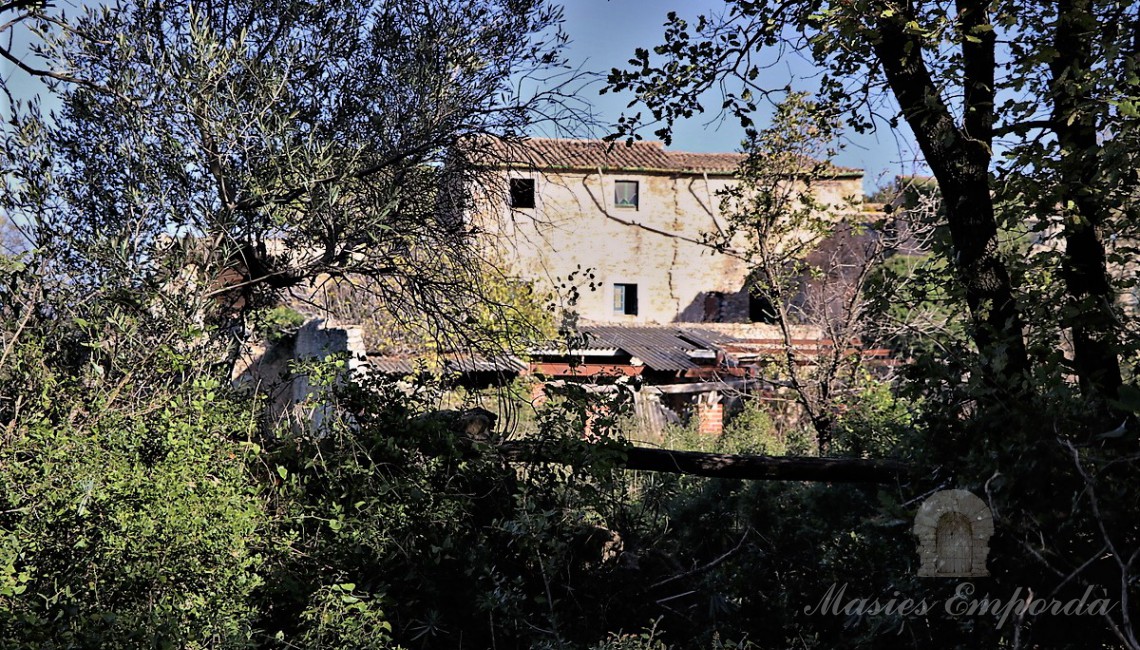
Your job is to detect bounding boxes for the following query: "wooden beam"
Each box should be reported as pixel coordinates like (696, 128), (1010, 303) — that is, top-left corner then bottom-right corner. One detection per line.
(650, 379), (754, 394)
(678, 366), (753, 379)
(497, 442), (910, 484)
(530, 362), (644, 377)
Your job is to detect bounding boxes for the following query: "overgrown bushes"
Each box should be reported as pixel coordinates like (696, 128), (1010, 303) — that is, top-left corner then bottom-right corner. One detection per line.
(0, 353), (265, 648)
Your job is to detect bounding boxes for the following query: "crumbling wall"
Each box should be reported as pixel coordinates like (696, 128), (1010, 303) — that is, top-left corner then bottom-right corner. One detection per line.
(291, 319), (367, 435)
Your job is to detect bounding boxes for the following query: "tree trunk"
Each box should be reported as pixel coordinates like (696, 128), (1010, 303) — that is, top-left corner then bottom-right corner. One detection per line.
(871, 0), (1030, 391)
(1049, 0), (1124, 410)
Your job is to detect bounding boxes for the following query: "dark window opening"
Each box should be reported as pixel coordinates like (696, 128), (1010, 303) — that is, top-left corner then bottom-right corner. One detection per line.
(510, 178), (535, 209)
(614, 180), (639, 209)
(703, 291), (725, 322)
(749, 292), (777, 323)
(614, 283), (639, 315)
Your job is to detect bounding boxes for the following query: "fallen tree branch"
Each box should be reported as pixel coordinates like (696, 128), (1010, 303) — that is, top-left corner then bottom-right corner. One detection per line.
(642, 529), (752, 593)
(442, 409), (909, 483)
(497, 441), (910, 484)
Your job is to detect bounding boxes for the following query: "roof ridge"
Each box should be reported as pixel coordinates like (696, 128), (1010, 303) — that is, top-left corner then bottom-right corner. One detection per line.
(480, 136), (863, 176)
(516, 136), (665, 148)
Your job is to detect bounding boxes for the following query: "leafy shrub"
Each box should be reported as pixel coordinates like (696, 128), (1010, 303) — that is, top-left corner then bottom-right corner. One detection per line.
(256, 366), (637, 649)
(255, 306), (307, 344)
(295, 583), (395, 649)
(0, 353), (265, 648)
(831, 379), (915, 459)
(722, 398), (814, 456)
(662, 398), (813, 456)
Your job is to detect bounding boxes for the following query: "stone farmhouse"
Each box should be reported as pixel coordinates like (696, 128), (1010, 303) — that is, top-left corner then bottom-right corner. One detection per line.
(474, 137), (864, 325)
(249, 137), (885, 438)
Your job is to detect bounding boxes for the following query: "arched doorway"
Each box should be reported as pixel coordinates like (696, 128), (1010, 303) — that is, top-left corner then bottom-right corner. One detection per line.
(935, 511), (973, 575)
(914, 489), (994, 578)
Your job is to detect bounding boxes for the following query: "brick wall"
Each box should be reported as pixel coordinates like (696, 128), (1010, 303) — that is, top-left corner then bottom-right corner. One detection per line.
(697, 400), (723, 436)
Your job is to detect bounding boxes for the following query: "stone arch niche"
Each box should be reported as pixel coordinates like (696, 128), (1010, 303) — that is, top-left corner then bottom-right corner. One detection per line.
(913, 489), (994, 578)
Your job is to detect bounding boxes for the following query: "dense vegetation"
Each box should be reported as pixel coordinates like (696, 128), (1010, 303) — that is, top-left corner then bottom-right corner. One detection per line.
(1, 0), (1139, 648)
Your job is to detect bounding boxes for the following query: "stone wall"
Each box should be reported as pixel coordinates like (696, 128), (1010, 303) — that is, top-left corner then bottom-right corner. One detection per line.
(476, 168), (863, 325)
(291, 319), (367, 435)
(235, 318), (367, 436)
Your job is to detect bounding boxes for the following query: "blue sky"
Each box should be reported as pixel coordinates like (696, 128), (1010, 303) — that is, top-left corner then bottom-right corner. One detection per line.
(555, 0), (928, 192)
(1, 0), (926, 193)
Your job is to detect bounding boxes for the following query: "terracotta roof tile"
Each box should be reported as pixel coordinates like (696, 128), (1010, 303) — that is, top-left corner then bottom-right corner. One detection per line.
(487, 137), (675, 172)
(665, 151), (747, 173)
(479, 137), (861, 177)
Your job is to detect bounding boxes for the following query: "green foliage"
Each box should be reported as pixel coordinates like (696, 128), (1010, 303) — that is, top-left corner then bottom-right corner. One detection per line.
(866, 176), (940, 208)
(604, 470), (921, 647)
(589, 621), (669, 650)
(723, 398), (814, 456)
(609, 9), (1140, 642)
(864, 252), (962, 357)
(254, 306), (306, 344)
(662, 399), (813, 456)
(255, 366), (640, 648)
(295, 583), (395, 649)
(0, 215), (26, 259)
(713, 91), (847, 277)
(0, 345), (265, 648)
(3, 0), (574, 356)
(830, 379), (915, 459)
(467, 273), (559, 355)
(710, 91), (888, 451)
(5, 0), (1140, 647)
(303, 268), (558, 364)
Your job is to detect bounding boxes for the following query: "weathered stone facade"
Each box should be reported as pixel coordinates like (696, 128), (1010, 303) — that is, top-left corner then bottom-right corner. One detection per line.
(236, 318), (367, 436)
(475, 138), (864, 325)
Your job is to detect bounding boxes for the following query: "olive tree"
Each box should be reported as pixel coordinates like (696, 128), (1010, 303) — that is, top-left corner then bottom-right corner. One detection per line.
(0, 0), (583, 645)
(3, 0), (579, 364)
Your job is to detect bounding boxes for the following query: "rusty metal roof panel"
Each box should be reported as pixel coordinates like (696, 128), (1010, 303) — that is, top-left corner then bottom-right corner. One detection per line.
(576, 326), (740, 372)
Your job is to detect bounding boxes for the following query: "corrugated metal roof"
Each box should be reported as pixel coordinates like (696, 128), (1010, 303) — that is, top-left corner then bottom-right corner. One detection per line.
(366, 353), (526, 376)
(445, 354), (527, 374)
(528, 347), (620, 356)
(560, 325), (741, 372)
(367, 356), (419, 375)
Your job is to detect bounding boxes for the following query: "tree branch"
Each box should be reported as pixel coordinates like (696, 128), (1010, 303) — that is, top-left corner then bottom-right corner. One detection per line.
(1048, 0), (1124, 410)
(870, 0), (1030, 388)
(957, 0), (996, 147)
(498, 441), (910, 484)
(231, 141), (440, 212)
(991, 119), (1054, 137)
(0, 44), (118, 96)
